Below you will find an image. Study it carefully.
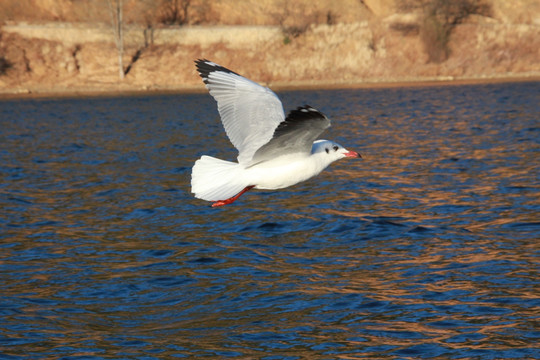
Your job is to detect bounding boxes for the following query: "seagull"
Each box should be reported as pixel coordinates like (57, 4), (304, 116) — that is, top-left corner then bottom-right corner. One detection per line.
(191, 59), (361, 207)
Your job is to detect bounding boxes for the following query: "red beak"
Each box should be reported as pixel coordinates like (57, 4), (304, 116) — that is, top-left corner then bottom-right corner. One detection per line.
(344, 150), (361, 158)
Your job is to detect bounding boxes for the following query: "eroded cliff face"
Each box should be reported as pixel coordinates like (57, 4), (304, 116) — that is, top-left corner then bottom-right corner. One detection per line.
(3, 0), (537, 25)
(1, 0), (538, 95)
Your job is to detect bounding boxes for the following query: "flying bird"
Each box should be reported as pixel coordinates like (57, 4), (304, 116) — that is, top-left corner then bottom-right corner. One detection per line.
(191, 59), (360, 207)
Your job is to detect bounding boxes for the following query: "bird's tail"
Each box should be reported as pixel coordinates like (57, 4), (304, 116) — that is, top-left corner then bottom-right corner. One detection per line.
(191, 155), (249, 202)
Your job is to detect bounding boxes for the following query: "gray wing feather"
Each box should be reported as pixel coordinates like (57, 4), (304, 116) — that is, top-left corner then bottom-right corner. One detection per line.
(195, 59), (285, 165)
(251, 106), (331, 164)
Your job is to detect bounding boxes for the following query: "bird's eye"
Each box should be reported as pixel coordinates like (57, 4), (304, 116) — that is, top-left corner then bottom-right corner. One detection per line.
(333, 145), (339, 151)
(325, 148), (329, 154)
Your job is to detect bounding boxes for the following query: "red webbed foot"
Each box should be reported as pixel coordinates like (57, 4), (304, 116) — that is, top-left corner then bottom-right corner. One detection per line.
(211, 185), (255, 207)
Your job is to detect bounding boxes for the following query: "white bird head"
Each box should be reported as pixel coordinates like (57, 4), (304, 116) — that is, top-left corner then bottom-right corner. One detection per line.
(312, 139), (361, 165)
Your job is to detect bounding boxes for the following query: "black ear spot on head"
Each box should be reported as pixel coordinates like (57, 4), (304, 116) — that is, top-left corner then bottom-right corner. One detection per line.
(325, 148), (329, 154)
(333, 145), (339, 151)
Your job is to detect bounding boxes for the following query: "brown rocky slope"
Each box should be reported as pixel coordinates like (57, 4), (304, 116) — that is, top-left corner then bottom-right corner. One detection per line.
(0, 0), (539, 96)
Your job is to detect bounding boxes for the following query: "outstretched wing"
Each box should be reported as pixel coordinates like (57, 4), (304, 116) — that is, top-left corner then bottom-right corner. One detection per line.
(251, 106), (331, 164)
(195, 59), (285, 165)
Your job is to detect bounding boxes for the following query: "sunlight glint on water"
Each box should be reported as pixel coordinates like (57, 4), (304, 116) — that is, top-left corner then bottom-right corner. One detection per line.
(0, 82), (539, 358)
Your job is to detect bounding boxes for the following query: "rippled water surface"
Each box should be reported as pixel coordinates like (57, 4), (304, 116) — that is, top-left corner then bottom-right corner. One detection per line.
(1, 82), (539, 359)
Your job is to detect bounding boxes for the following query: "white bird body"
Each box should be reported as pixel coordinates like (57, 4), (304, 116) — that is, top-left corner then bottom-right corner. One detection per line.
(250, 154), (324, 190)
(191, 60), (360, 207)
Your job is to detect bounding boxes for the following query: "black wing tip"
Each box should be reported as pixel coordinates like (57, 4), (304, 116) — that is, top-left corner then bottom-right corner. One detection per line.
(194, 59), (239, 84)
(274, 104), (330, 134)
(288, 105), (327, 120)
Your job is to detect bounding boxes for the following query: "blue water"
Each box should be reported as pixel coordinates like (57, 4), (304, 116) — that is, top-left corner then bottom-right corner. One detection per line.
(1, 82), (539, 359)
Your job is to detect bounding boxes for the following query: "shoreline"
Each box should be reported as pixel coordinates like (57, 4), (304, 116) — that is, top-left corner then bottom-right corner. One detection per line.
(2, 19), (538, 100)
(1, 73), (539, 100)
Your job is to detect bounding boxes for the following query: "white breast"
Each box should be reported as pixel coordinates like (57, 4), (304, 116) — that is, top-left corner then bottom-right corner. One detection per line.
(246, 153), (328, 190)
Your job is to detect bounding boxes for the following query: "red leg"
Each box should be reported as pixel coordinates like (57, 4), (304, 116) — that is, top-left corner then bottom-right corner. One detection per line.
(211, 185), (255, 207)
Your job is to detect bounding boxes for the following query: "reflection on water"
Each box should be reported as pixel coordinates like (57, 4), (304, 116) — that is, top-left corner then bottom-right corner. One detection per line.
(1, 82), (539, 358)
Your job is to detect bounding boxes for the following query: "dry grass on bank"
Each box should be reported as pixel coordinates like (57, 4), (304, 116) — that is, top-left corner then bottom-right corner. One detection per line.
(0, 0), (539, 96)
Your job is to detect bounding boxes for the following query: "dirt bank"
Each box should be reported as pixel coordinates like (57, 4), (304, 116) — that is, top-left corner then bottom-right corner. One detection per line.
(1, 10), (539, 97)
